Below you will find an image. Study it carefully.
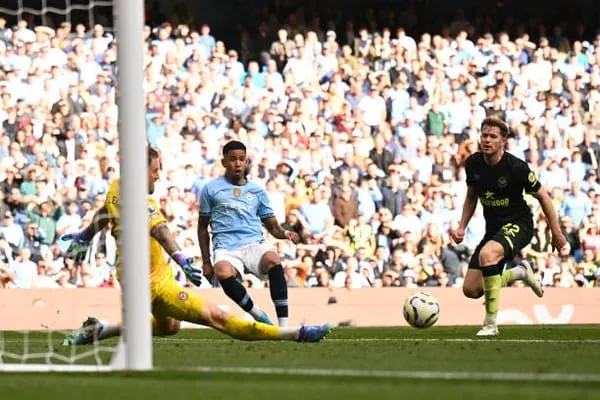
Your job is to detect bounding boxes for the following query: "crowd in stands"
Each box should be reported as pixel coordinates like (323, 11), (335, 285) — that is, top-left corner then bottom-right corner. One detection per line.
(0, 10), (600, 290)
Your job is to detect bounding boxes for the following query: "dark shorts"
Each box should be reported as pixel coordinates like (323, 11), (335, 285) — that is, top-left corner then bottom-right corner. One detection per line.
(468, 221), (534, 270)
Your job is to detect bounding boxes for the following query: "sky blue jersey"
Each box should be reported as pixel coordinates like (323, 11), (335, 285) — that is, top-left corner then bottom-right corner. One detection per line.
(200, 176), (275, 251)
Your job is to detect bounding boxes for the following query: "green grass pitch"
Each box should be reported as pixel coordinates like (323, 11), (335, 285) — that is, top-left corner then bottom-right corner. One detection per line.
(1, 325), (599, 400)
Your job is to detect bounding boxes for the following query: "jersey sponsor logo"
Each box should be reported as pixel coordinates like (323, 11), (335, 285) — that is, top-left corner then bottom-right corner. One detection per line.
(215, 202), (253, 213)
(497, 176), (508, 188)
(480, 191), (510, 207)
(233, 188), (241, 197)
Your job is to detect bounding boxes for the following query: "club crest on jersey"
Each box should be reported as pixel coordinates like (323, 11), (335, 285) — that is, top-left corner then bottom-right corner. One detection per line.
(473, 174), (480, 181)
(497, 176), (507, 188)
(233, 188), (241, 197)
(178, 291), (188, 301)
(246, 192), (253, 201)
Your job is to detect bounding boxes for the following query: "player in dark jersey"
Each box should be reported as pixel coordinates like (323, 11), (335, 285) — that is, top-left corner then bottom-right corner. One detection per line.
(452, 116), (567, 336)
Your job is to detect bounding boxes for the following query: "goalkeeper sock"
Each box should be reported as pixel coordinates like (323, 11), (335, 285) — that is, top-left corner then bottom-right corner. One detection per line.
(97, 320), (121, 340)
(222, 316), (299, 341)
(268, 264), (289, 327)
(482, 263), (502, 322)
(220, 276), (266, 321)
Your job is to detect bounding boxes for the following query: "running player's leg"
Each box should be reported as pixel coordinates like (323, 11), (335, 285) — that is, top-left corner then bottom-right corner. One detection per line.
(497, 222), (542, 296)
(476, 239), (505, 335)
(153, 280), (331, 342)
(463, 241), (485, 299)
(213, 250), (272, 325)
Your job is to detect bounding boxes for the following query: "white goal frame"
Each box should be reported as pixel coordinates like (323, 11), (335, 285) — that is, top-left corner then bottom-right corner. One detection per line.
(0, 0), (152, 372)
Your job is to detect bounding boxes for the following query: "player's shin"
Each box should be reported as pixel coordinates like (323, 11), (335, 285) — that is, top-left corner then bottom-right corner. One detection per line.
(220, 276), (270, 323)
(268, 264), (289, 327)
(482, 263), (503, 324)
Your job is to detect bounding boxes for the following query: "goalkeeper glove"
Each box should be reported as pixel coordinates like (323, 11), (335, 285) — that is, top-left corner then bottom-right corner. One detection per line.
(60, 231), (91, 263)
(172, 251), (204, 286)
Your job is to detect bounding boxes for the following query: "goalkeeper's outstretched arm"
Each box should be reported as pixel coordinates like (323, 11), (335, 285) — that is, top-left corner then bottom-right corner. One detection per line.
(150, 222), (182, 256)
(78, 206), (112, 241)
(151, 221), (204, 286)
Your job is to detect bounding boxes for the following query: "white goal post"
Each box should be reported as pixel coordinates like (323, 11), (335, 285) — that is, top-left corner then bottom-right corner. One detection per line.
(0, 0), (152, 372)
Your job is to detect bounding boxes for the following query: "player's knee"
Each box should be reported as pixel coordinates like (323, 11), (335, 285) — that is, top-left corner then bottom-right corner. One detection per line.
(478, 243), (504, 266)
(259, 252), (280, 272)
(463, 287), (484, 299)
(214, 262), (237, 281)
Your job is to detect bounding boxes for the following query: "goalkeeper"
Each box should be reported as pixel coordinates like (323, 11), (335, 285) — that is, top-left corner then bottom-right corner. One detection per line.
(62, 147), (332, 345)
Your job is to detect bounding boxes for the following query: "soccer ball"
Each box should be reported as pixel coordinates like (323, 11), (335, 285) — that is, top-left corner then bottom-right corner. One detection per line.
(403, 291), (440, 329)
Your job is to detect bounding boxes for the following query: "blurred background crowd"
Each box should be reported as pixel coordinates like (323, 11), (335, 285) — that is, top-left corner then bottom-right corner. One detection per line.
(1, 0), (600, 290)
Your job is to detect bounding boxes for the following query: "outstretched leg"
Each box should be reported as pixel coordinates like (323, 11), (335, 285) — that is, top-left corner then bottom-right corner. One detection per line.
(215, 260), (273, 325)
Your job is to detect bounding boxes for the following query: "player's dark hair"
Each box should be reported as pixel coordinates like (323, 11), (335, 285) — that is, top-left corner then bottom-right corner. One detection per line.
(148, 147), (160, 165)
(481, 116), (509, 137)
(222, 140), (246, 157)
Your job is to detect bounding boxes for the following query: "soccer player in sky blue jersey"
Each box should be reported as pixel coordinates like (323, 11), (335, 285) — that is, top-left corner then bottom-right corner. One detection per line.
(198, 141), (300, 327)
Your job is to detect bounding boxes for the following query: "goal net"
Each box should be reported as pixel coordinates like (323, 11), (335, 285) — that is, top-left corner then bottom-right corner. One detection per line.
(0, 0), (114, 32)
(0, 0), (151, 372)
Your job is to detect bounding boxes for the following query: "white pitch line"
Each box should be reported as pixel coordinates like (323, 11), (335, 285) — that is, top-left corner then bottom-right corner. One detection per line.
(155, 338), (600, 344)
(187, 366), (600, 383)
(2, 338), (600, 344)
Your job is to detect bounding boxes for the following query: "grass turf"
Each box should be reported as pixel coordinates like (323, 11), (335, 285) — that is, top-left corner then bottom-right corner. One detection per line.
(1, 325), (599, 399)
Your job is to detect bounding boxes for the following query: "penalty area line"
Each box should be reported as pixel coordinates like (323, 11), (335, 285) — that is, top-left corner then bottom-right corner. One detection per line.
(186, 366), (600, 383)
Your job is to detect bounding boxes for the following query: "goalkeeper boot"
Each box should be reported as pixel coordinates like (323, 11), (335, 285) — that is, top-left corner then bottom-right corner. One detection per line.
(518, 259), (544, 298)
(297, 323), (333, 343)
(62, 317), (102, 346)
(476, 315), (499, 337)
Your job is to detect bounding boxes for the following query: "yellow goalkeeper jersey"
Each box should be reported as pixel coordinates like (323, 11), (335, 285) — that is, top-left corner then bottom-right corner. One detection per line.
(105, 179), (171, 282)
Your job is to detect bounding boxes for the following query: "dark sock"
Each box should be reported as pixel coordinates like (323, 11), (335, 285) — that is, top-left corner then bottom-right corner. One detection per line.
(268, 265), (288, 320)
(220, 276), (254, 312)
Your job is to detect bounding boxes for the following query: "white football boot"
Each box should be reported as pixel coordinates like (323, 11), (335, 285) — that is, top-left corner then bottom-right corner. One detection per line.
(518, 259), (544, 298)
(476, 315), (499, 336)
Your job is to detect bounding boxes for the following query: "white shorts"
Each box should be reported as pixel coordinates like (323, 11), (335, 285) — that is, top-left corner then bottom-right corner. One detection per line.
(213, 241), (277, 281)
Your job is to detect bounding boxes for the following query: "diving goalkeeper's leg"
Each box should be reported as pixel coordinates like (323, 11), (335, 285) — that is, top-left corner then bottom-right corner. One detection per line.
(154, 285), (332, 342)
(62, 317), (121, 346)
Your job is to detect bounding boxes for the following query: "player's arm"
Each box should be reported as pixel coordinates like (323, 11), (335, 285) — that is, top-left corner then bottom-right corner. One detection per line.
(61, 205), (111, 262)
(197, 215), (212, 264)
(197, 184), (213, 267)
(67, 205), (111, 241)
(150, 222), (181, 255)
(262, 216), (298, 242)
(530, 187), (564, 244)
(458, 186), (478, 230)
(150, 221), (204, 286)
(524, 167), (567, 250)
(258, 189), (299, 243)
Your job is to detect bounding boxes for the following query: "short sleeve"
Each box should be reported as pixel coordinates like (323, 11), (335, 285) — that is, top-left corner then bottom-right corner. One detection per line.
(147, 197), (167, 230)
(199, 185), (212, 216)
(523, 165), (541, 194)
(258, 189), (275, 219)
